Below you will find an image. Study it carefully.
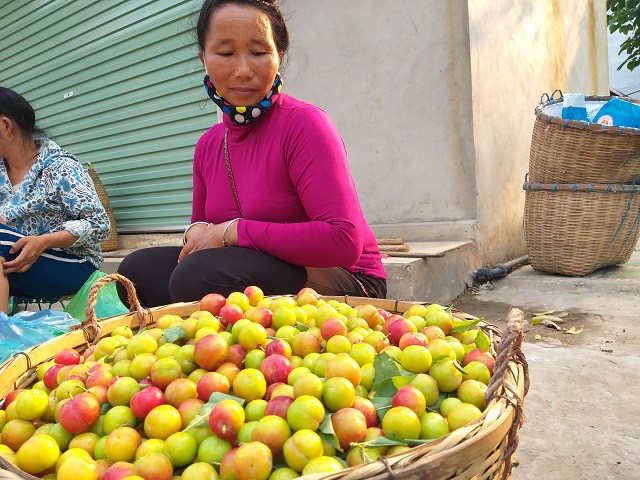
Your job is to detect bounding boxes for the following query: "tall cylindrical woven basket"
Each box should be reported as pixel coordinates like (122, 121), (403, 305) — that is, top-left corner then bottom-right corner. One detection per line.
(525, 92), (640, 275)
(87, 162), (119, 252)
(524, 181), (640, 276)
(0, 275), (529, 480)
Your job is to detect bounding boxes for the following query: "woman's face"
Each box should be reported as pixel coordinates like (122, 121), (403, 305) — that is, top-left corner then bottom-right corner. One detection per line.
(199, 4), (283, 107)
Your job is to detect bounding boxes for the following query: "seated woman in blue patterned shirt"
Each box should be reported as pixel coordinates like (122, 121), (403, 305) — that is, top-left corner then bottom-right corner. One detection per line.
(0, 87), (110, 313)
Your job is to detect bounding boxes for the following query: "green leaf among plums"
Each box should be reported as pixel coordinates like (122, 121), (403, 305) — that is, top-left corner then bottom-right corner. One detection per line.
(475, 329), (491, 351)
(369, 378), (397, 399)
(450, 319), (483, 333)
(319, 411), (342, 452)
(208, 392), (246, 406)
(373, 352), (402, 385)
(296, 322), (309, 332)
(430, 355), (448, 366)
(403, 437), (434, 446)
(358, 434), (432, 449)
(431, 392), (456, 410)
(183, 405), (213, 431)
(358, 436), (408, 448)
(104, 345), (126, 364)
(453, 360), (468, 375)
(162, 326), (186, 344)
(370, 395), (394, 423)
(318, 432), (341, 453)
(183, 392), (246, 431)
(319, 412), (334, 434)
(391, 374), (416, 390)
(445, 305), (455, 319)
(334, 457), (348, 468)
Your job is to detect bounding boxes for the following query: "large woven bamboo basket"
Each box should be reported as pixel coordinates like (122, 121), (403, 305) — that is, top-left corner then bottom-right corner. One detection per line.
(530, 94), (640, 183)
(87, 163), (119, 252)
(524, 180), (640, 276)
(0, 275), (529, 480)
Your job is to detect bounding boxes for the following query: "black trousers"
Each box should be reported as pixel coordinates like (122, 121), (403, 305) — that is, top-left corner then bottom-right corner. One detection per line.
(116, 246), (386, 308)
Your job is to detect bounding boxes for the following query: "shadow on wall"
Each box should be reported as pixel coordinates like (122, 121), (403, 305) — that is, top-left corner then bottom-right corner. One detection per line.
(468, 0), (603, 265)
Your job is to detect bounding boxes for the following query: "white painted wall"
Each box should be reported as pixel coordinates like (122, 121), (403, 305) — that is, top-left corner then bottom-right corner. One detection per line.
(278, 0), (610, 264)
(278, 0), (477, 239)
(468, 0), (610, 264)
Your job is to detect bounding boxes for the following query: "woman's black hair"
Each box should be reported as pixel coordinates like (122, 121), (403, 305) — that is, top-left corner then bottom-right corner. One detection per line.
(197, 0), (289, 56)
(0, 87), (44, 139)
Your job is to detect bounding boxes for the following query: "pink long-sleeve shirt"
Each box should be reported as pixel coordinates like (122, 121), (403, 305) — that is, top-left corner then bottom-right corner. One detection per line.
(191, 93), (386, 279)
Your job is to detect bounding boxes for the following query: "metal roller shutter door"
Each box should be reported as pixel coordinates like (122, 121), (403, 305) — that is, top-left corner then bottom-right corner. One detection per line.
(0, 0), (216, 230)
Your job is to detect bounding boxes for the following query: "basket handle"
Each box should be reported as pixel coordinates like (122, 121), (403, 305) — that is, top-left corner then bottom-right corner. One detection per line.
(536, 89), (564, 112)
(81, 273), (151, 345)
(550, 89), (563, 100)
(484, 308), (530, 480)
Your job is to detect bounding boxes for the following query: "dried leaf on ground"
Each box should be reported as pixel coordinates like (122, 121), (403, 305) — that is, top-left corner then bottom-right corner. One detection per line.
(532, 315), (565, 324)
(564, 326), (584, 335)
(541, 319), (562, 330)
(540, 315), (567, 322)
(531, 310), (568, 330)
(534, 334), (542, 340)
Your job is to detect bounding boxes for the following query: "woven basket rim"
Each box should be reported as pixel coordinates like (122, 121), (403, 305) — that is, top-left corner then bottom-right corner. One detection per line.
(0, 294), (528, 480)
(535, 95), (640, 137)
(523, 180), (640, 192)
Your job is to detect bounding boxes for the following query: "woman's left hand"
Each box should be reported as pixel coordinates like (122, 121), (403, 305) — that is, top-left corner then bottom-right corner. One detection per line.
(3, 235), (51, 273)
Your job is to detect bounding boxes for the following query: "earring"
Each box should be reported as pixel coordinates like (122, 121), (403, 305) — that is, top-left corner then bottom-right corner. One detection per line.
(6, 133), (13, 141)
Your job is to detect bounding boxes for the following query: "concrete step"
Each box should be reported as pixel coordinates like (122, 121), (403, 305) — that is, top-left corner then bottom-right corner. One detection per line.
(382, 240), (478, 304)
(101, 256), (126, 275)
(100, 239), (478, 304)
(100, 234), (182, 275)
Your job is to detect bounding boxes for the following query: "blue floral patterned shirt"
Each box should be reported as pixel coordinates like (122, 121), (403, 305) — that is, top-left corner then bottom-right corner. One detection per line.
(0, 139), (110, 268)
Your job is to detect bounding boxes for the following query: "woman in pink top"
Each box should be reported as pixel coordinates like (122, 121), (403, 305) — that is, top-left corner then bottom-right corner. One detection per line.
(118, 0), (386, 307)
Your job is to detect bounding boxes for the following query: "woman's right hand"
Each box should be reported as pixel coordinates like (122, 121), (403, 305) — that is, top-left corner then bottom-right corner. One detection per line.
(3, 234), (51, 273)
(178, 223), (223, 262)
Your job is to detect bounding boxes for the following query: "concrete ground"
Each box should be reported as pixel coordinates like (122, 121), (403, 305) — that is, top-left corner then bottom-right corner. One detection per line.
(454, 251), (640, 480)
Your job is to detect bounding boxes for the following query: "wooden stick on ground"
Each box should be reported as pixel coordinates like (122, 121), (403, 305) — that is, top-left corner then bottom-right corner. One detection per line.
(377, 238), (404, 245)
(378, 244), (410, 253)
